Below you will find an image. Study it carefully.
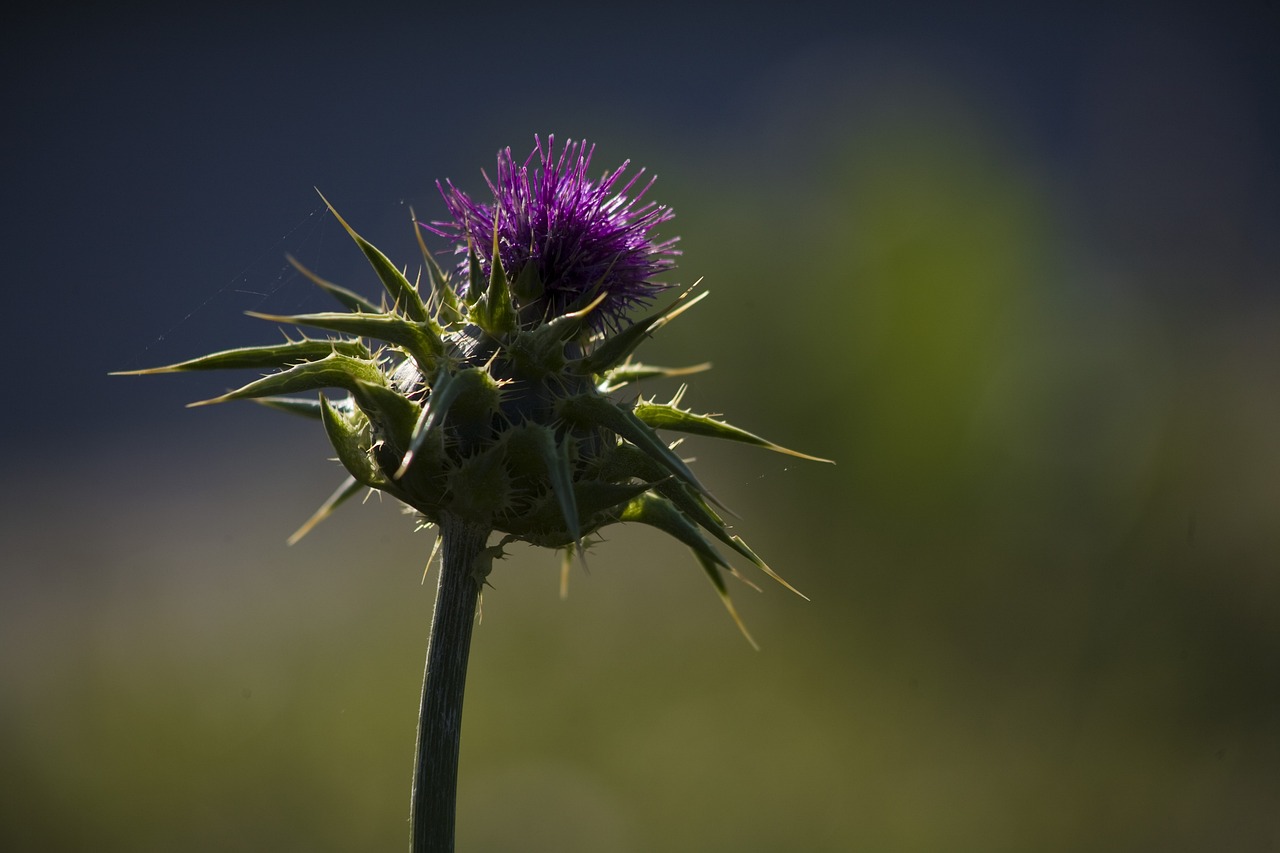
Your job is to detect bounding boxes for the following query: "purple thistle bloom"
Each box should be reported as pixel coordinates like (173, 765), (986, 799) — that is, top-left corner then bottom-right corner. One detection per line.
(427, 135), (679, 331)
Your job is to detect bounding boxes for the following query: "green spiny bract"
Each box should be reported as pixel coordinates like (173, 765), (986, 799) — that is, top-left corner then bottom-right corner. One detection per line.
(118, 195), (831, 645)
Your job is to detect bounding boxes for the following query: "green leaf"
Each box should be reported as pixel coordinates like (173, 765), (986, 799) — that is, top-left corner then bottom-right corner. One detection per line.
(537, 291), (607, 342)
(245, 310), (442, 374)
(619, 493), (758, 649)
(317, 190), (430, 323)
(558, 394), (710, 497)
(251, 395), (327, 419)
(531, 426), (580, 546)
(476, 231), (517, 337)
(465, 242), (484, 308)
(575, 286), (709, 376)
(511, 260), (544, 301)
(692, 549), (758, 649)
(633, 401), (834, 463)
(596, 361), (712, 393)
(394, 367), (495, 478)
(395, 400), (444, 481)
(571, 479), (657, 519)
(513, 480), (656, 546)
(598, 443), (803, 597)
(350, 379), (420, 452)
(654, 476), (802, 597)
(725, 533), (805, 599)
(318, 394), (387, 489)
(286, 254), (381, 314)
(511, 292), (609, 376)
(111, 338), (369, 375)
(187, 353), (385, 406)
(427, 367), (496, 432)
(287, 475), (364, 546)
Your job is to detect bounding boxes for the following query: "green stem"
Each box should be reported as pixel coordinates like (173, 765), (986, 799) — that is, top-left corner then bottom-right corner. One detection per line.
(410, 513), (490, 853)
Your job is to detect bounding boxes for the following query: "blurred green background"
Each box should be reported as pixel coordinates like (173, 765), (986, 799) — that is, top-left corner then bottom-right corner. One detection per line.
(4, 3), (1278, 850)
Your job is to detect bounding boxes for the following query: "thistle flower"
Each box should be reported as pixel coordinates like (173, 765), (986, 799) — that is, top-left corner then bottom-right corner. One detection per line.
(116, 137), (830, 851)
(123, 137), (827, 637)
(429, 134), (678, 332)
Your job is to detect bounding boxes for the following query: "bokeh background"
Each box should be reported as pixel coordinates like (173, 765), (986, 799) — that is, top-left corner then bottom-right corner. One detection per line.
(4, 3), (1278, 850)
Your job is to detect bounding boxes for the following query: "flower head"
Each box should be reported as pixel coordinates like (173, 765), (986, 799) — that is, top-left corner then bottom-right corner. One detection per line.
(117, 137), (831, 646)
(429, 135), (678, 331)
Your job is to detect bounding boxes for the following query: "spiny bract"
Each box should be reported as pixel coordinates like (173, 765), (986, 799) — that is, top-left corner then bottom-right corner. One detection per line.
(117, 137), (831, 645)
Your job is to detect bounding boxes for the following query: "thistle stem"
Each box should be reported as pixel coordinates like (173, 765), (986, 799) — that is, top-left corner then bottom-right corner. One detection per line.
(410, 513), (490, 853)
